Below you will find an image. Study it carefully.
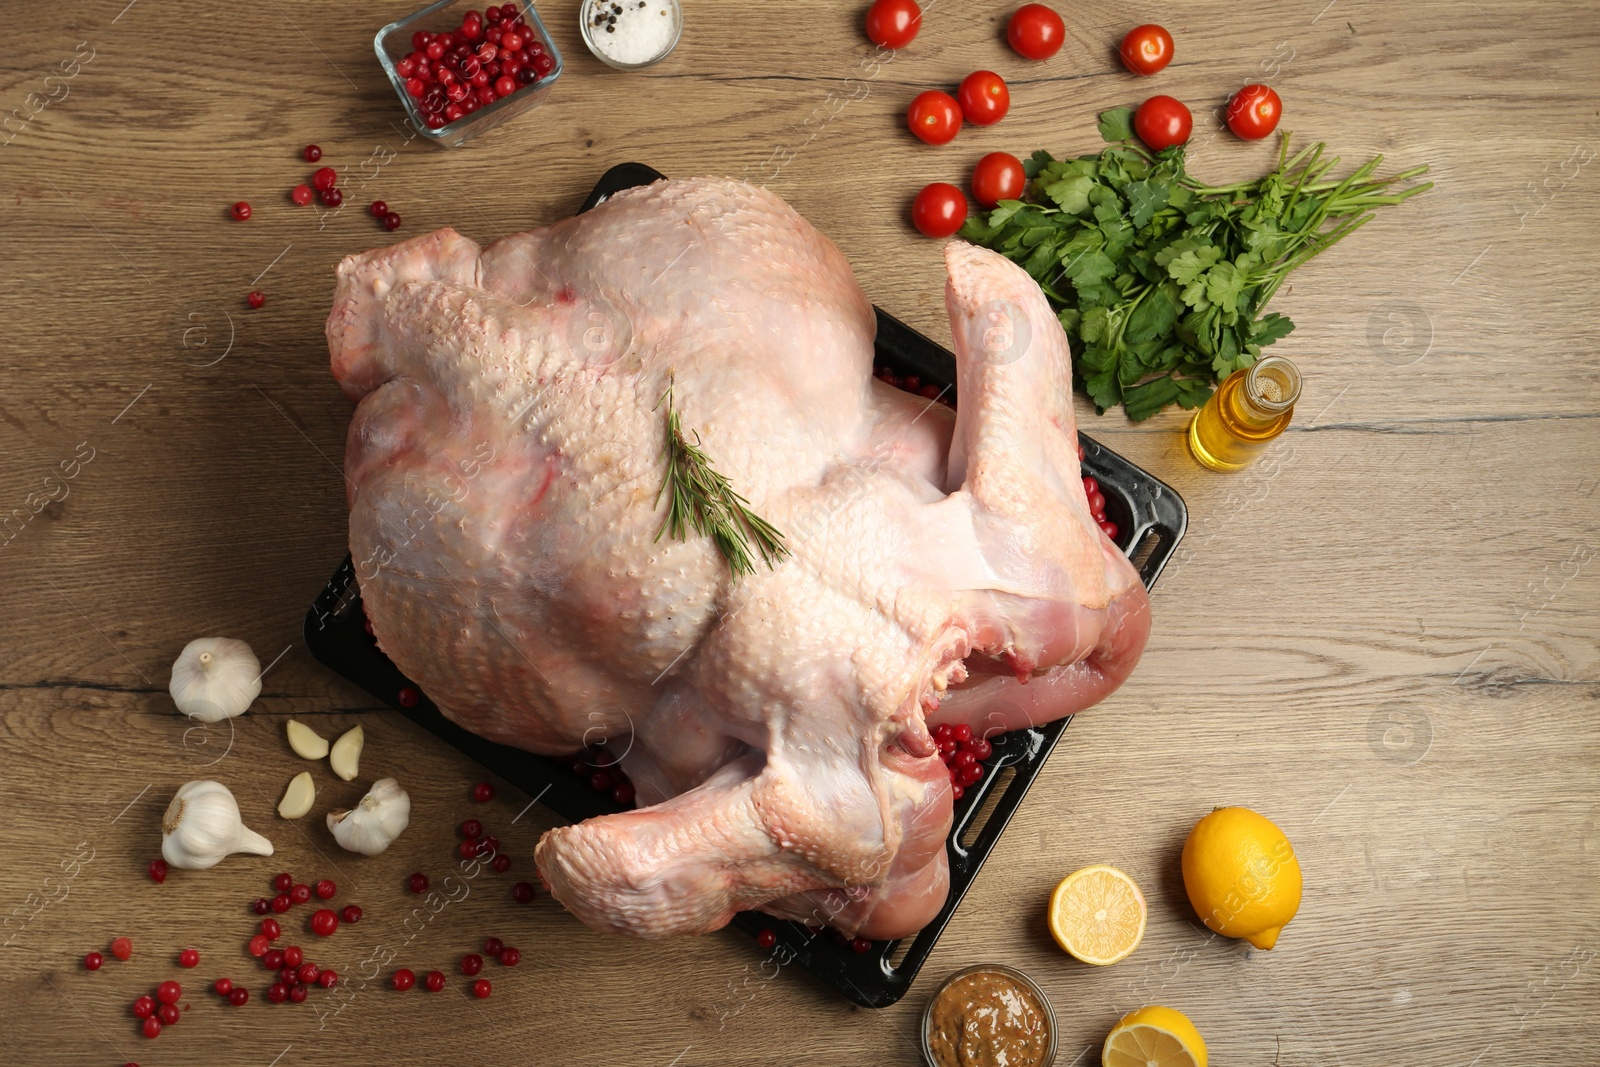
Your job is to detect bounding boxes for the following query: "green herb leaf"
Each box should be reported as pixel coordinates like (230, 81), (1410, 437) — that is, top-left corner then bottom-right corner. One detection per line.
(1097, 107), (1135, 143)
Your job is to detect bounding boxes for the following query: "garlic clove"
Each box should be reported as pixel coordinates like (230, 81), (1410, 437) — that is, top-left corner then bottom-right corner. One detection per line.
(329, 725), (364, 781)
(277, 771), (316, 819)
(161, 779), (274, 870)
(169, 637), (263, 722)
(327, 778), (411, 855)
(286, 719), (330, 760)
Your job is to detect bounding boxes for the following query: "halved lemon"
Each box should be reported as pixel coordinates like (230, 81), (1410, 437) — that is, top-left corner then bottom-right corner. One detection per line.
(1047, 864), (1146, 965)
(1102, 1005), (1208, 1067)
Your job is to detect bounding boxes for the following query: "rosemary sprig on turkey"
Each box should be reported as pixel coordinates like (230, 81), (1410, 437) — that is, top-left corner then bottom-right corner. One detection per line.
(653, 378), (789, 577)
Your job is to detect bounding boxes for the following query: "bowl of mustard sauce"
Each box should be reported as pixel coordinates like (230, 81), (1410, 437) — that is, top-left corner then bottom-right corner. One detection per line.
(921, 963), (1058, 1067)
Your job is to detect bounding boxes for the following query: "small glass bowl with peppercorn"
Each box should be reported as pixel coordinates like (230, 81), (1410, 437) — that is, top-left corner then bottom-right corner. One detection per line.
(580, 0), (682, 71)
(375, 0), (564, 148)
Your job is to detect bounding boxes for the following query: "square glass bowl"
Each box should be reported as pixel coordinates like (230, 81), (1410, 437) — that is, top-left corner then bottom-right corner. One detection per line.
(375, 0), (563, 148)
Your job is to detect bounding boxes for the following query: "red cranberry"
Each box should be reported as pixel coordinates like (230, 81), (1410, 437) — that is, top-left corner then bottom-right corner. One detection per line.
(249, 935), (270, 957)
(229, 987), (249, 1006)
(851, 937), (873, 954)
(589, 769), (614, 792)
(392, 968), (416, 991)
(289, 883), (311, 905)
(157, 1002), (180, 1026)
(268, 983), (288, 1003)
(460, 819), (484, 839)
(533, 53), (554, 76)
(480, 836), (500, 855)
(156, 981), (182, 1005)
(315, 879), (336, 899)
(756, 929), (777, 949)
(951, 723), (973, 743)
(320, 187), (343, 208)
(491, 855), (511, 873)
(406, 76), (426, 97)
(460, 953), (483, 976)
(500, 31), (523, 51)
(369, 200), (388, 218)
(278, 966), (297, 985)
(444, 103), (465, 123)
(284, 946), (304, 967)
(230, 201), (251, 221)
(459, 840), (479, 859)
(408, 872), (429, 894)
(486, 5), (503, 22)
(472, 979), (492, 999)
(483, 937), (504, 958)
(512, 881), (536, 904)
(148, 858), (168, 884)
(424, 970), (446, 992)
(340, 905), (363, 924)
(473, 781), (495, 803)
(298, 962), (320, 984)
(397, 686), (420, 707)
(396, 55), (417, 77)
(142, 1017), (161, 1039)
(516, 67), (537, 85)
(132, 995), (155, 1018)
(952, 783), (966, 800)
(311, 909), (339, 937)
(311, 167), (337, 191)
(271, 894), (291, 913)
(966, 737), (994, 760)
(494, 75), (517, 97)
(303, 144), (321, 162)
(612, 781), (636, 805)
(84, 951), (103, 970)
(412, 30), (430, 50)
(959, 763), (984, 786)
(288, 984), (308, 1003)
(384, 212), (403, 231)
(179, 948), (199, 968)
(247, 290), (265, 309)
(273, 873), (293, 893)
(263, 949), (285, 971)
(261, 918), (281, 940)
(252, 897), (271, 915)
(318, 969), (338, 988)
(499, 946), (521, 966)
(213, 978), (232, 996)
(1099, 519), (1119, 540)
(952, 749), (977, 769)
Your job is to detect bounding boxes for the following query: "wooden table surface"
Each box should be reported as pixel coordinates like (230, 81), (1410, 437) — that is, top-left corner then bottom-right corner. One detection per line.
(3, 1), (1596, 1064)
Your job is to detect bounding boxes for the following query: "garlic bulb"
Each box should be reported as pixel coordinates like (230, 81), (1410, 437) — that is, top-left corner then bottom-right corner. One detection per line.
(162, 780), (274, 870)
(169, 638), (262, 722)
(327, 778), (410, 856)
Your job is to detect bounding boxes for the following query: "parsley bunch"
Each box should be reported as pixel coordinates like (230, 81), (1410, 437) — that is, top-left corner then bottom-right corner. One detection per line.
(958, 108), (1431, 420)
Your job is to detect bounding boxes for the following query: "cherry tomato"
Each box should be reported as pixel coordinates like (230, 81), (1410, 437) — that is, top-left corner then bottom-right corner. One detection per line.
(1006, 4), (1065, 61)
(1119, 24), (1173, 76)
(911, 183), (968, 239)
(1133, 95), (1192, 150)
(971, 152), (1025, 208)
(1226, 84), (1282, 140)
(957, 71), (1010, 127)
(907, 90), (962, 145)
(865, 0), (921, 50)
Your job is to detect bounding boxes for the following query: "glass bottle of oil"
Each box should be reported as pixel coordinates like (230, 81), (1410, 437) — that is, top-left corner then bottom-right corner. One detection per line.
(1187, 355), (1302, 472)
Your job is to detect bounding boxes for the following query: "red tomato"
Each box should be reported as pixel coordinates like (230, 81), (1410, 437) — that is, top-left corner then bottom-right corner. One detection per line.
(1119, 24), (1173, 76)
(907, 90), (962, 145)
(1006, 4), (1065, 61)
(911, 183), (968, 238)
(957, 71), (1010, 126)
(1226, 84), (1283, 140)
(971, 152), (1026, 208)
(865, 0), (921, 50)
(1133, 95), (1192, 150)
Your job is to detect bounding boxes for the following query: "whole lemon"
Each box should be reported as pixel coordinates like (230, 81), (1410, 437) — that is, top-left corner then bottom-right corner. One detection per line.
(1180, 806), (1301, 949)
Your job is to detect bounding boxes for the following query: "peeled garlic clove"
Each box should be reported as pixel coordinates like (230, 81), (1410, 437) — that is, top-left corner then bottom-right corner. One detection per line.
(277, 771), (316, 819)
(327, 778), (410, 855)
(161, 779), (273, 870)
(286, 719), (330, 760)
(329, 725), (364, 781)
(169, 637), (262, 722)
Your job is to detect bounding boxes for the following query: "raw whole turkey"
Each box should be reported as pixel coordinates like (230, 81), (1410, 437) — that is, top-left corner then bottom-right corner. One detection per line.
(326, 177), (1150, 940)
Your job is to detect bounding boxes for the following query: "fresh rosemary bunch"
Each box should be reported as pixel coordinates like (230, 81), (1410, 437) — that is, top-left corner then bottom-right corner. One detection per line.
(654, 379), (789, 578)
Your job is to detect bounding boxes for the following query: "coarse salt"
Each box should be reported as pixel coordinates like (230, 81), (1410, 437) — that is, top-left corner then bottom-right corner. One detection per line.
(585, 0), (679, 67)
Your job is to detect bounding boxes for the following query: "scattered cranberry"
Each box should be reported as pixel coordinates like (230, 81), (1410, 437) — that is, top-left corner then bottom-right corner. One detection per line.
(278, 966), (297, 985)
(252, 897), (271, 915)
(484, 937), (504, 958)
(271, 894), (291, 913)
(397, 685), (420, 708)
(142, 1017), (161, 1039)
(315, 879), (337, 900)
(109, 936), (133, 961)
(424, 970), (446, 992)
(320, 187), (343, 208)
(291, 883), (314, 906)
(132, 995), (155, 1018)
(178, 948), (199, 968)
(156, 1002), (180, 1026)
(311, 909), (339, 937)
(156, 981), (182, 1005)
(499, 946), (521, 966)
(247, 290), (265, 309)
(311, 167), (337, 191)
(284, 946), (304, 968)
(84, 951), (103, 970)
(458, 839), (478, 859)
(384, 211), (403, 231)
(756, 929), (777, 949)
(340, 905), (363, 924)
(262, 918), (281, 940)
(230, 201), (251, 221)
(851, 937), (873, 954)
(319, 969), (338, 988)
(229, 987), (249, 1006)
(460, 953), (483, 976)
(249, 934), (270, 957)
(480, 835), (500, 854)
(460, 819), (484, 839)
(491, 854), (511, 873)
(273, 873), (293, 893)
(268, 983), (288, 1004)
(263, 949), (285, 971)
(298, 962), (320, 984)
(213, 978), (232, 996)
(148, 858), (168, 884)
(472, 978), (492, 999)
(369, 200), (388, 217)
(472, 781), (495, 803)
(392, 968), (416, 991)
(288, 983), (308, 1003)
(303, 144), (322, 162)
(408, 872), (429, 894)
(511, 881), (536, 904)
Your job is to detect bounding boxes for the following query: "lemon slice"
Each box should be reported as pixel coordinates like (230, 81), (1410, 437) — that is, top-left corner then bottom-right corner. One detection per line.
(1047, 864), (1147, 965)
(1103, 1005), (1207, 1067)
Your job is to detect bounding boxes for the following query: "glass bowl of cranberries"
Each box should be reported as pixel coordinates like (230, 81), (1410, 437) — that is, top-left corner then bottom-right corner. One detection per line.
(375, 1), (563, 148)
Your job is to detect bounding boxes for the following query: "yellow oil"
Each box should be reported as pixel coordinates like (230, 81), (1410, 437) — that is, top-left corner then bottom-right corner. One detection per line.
(1187, 360), (1298, 472)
